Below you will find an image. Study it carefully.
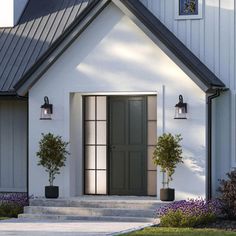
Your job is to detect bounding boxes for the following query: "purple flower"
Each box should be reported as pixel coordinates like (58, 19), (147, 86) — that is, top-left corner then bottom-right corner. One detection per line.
(0, 193), (30, 207)
(156, 198), (221, 218)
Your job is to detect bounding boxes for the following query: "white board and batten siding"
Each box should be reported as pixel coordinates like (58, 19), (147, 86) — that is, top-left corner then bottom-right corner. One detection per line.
(0, 100), (27, 192)
(140, 0), (236, 194)
(140, 0), (235, 87)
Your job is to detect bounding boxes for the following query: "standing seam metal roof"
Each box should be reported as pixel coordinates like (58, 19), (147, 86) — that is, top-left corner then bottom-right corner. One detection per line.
(0, 0), (93, 92)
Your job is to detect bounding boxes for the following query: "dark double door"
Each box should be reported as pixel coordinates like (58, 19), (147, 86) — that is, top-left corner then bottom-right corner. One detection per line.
(109, 96), (147, 196)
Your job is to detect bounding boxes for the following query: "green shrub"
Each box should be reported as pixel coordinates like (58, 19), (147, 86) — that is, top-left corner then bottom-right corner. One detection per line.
(0, 193), (28, 218)
(37, 133), (69, 186)
(0, 203), (23, 218)
(153, 133), (183, 187)
(218, 170), (236, 219)
(157, 199), (220, 227)
(160, 209), (216, 227)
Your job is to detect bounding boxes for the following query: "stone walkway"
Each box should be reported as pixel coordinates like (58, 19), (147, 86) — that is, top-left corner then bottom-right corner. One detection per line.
(0, 218), (152, 236)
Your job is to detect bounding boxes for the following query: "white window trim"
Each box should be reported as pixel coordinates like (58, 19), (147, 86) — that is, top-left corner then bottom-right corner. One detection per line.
(175, 0), (203, 20)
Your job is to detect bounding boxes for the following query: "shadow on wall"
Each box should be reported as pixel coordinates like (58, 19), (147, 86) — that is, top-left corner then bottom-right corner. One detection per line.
(171, 161), (205, 199)
(63, 5), (207, 199)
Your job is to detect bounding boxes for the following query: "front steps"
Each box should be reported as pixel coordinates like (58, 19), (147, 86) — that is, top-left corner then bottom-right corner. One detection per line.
(19, 197), (167, 222)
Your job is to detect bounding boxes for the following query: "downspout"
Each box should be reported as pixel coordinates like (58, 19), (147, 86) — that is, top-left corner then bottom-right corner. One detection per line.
(207, 89), (220, 200)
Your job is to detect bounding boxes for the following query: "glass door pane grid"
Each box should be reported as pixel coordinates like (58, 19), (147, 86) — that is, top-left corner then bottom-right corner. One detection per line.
(147, 95), (157, 196)
(84, 96), (107, 195)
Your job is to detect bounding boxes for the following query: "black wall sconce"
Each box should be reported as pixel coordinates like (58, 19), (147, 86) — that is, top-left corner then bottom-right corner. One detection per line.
(40, 96), (53, 120)
(174, 95), (187, 119)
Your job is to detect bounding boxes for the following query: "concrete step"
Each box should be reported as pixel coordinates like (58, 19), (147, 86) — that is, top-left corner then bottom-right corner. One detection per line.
(18, 213), (154, 222)
(24, 206), (155, 218)
(29, 199), (166, 210)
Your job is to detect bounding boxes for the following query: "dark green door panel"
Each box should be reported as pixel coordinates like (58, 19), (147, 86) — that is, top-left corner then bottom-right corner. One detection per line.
(110, 151), (126, 192)
(109, 96), (147, 196)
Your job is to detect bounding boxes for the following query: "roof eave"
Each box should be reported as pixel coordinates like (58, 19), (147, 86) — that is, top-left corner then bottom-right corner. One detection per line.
(14, 0), (110, 96)
(14, 0), (225, 95)
(114, 0), (225, 92)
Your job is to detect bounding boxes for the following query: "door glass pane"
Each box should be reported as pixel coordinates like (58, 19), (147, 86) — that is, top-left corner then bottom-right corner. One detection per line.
(148, 121), (157, 145)
(148, 171), (157, 196)
(97, 170), (107, 194)
(85, 146), (95, 169)
(85, 170), (95, 194)
(148, 96), (157, 120)
(85, 96), (95, 120)
(97, 146), (106, 170)
(97, 96), (107, 120)
(148, 146), (156, 170)
(84, 96), (107, 195)
(85, 121), (95, 145)
(97, 121), (107, 145)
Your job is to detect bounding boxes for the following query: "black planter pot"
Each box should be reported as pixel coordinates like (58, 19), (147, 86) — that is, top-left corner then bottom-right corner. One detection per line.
(45, 186), (59, 198)
(160, 188), (175, 201)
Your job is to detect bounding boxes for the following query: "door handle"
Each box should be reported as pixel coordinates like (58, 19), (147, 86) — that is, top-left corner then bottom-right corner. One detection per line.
(109, 145), (116, 150)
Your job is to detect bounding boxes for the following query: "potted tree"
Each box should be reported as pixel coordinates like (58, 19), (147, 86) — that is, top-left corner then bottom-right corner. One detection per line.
(37, 133), (69, 198)
(153, 133), (183, 201)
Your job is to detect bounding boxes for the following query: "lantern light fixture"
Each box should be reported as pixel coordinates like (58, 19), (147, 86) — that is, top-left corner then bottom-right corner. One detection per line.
(174, 95), (187, 119)
(40, 96), (53, 120)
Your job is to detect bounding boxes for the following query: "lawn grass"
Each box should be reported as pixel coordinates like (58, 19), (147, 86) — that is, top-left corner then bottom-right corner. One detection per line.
(123, 227), (236, 236)
(0, 217), (9, 220)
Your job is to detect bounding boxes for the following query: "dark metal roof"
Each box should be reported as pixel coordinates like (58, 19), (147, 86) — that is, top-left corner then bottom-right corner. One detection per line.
(0, 0), (92, 92)
(1, 0), (225, 94)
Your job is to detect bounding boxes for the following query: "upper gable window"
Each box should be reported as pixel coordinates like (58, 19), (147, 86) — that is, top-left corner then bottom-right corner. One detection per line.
(175, 0), (203, 20)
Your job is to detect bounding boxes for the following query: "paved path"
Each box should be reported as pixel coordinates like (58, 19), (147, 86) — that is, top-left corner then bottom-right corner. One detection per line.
(0, 218), (152, 236)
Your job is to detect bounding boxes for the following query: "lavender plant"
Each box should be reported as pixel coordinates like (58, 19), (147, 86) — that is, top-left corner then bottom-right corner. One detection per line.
(0, 193), (29, 218)
(156, 198), (221, 227)
(0, 192), (28, 206)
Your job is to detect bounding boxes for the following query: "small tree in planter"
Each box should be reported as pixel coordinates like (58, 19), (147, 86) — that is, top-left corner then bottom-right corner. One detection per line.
(153, 133), (183, 201)
(37, 133), (69, 198)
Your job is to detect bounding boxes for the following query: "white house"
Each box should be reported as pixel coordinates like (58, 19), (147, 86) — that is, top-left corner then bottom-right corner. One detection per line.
(0, 0), (234, 201)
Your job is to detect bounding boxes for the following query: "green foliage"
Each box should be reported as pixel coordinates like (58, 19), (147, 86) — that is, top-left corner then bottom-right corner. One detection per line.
(123, 227), (236, 236)
(153, 133), (183, 187)
(160, 209), (216, 228)
(157, 199), (220, 228)
(0, 203), (23, 218)
(218, 170), (236, 219)
(37, 133), (69, 186)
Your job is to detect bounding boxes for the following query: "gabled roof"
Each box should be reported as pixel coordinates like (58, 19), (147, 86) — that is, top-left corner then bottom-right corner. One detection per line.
(0, 0), (225, 95)
(0, 0), (92, 93)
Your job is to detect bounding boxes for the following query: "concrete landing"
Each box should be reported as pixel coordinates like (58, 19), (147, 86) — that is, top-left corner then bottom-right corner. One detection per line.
(0, 218), (154, 236)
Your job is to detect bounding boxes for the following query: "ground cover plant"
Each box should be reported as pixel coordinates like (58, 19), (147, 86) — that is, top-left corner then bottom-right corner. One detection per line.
(218, 170), (236, 220)
(156, 198), (221, 227)
(124, 227), (236, 235)
(0, 193), (28, 218)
